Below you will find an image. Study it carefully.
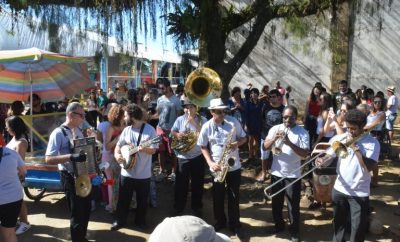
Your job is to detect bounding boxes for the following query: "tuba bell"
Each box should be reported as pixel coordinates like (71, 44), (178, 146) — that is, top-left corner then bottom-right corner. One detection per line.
(184, 67), (222, 107)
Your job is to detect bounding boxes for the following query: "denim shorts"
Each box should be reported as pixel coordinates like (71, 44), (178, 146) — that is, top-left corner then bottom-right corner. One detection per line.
(386, 113), (397, 130)
(260, 139), (270, 160)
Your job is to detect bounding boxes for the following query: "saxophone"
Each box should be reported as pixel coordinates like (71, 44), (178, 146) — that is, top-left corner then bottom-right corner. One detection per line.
(212, 126), (236, 183)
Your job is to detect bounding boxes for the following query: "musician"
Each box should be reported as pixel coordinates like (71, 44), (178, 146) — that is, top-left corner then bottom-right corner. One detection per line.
(263, 105), (309, 242)
(45, 102), (90, 242)
(316, 109), (380, 242)
(111, 104), (158, 231)
(197, 98), (247, 238)
(171, 96), (207, 216)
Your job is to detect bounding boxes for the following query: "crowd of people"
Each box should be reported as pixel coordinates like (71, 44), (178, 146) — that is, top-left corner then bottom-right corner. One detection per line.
(0, 77), (398, 242)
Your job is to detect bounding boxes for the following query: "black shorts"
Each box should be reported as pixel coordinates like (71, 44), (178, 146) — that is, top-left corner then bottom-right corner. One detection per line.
(0, 199), (22, 228)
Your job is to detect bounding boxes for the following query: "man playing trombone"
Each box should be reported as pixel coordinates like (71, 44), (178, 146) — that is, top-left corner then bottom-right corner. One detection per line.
(316, 109), (380, 242)
(263, 105), (310, 242)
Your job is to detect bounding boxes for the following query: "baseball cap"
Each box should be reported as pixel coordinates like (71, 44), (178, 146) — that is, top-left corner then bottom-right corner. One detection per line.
(148, 216), (231, 242)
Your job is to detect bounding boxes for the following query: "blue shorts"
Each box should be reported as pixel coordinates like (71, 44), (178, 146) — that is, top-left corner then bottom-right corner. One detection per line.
(260, 139), (270, 160)
(0, 199), (22, 228)
(386, 113), (397, 131)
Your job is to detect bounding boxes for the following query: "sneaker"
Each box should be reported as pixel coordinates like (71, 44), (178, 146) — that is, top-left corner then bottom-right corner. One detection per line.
(16, 222), (31, 235)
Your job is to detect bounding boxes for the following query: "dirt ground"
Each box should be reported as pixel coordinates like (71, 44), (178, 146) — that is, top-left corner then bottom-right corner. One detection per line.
(17, 129), (400, 242)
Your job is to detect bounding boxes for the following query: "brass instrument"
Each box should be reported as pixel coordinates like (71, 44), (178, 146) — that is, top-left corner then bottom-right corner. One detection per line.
(184, 67), (222, 107)
(271, 127), (289, 155)
(171, 114), (202, 154)
(264, 126), (376, 199)
(120, 136), (162, 170)
(171, 130), (198, 154)
(212, 126), (236, 183)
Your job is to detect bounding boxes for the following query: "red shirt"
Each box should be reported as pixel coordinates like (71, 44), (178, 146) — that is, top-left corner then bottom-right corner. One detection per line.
(308, 100), (320, 117)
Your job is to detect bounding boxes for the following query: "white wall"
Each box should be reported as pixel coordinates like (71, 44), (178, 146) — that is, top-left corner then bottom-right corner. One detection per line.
(228, 0), (399, 107)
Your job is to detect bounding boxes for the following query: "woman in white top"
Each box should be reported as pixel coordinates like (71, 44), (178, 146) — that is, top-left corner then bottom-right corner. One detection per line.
(314, 92), (335, 146)
(5, 116), (31, 235)
(323, 102), (355, 136)
(364, 95), (386, 187)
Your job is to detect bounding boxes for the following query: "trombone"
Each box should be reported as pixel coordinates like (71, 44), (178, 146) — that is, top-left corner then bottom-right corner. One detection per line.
(263, 151), (328, 199)
(264, 125), (375, 199)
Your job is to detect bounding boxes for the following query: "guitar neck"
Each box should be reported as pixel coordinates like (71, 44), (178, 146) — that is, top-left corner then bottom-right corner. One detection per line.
(130, 138), (155, 154)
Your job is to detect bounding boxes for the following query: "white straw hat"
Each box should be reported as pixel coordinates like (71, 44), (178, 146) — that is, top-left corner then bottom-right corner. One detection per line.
(208, 98), (228, 110)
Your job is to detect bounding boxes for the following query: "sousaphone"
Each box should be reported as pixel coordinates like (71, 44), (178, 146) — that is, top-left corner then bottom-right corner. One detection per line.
(185, 67), (222, 107)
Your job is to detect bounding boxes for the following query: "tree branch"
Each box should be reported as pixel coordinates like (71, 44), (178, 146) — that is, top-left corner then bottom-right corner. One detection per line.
(223, 6), (272, 82)
(223, 0), (272, 33)
(273, 0), (348, 19)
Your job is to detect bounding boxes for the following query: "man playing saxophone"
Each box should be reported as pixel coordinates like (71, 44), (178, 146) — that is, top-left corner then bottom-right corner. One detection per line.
(171, 96), (207, 217)
(197, 98), (247, 238)
(263, 105), (309, 242)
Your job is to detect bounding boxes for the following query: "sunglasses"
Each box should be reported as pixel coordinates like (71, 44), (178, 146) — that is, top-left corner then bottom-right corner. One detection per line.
(374, 100), (382, 104)
(213, 110), (224, 114)
(269, 95), (277, 98)
(72, 112), (85, 119)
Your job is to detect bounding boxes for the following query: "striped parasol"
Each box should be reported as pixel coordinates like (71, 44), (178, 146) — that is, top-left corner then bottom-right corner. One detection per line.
(0, 47), (93, 104)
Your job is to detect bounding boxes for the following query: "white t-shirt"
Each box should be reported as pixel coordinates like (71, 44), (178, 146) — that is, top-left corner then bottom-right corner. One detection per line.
(117, 124), (158, 179)
(171, 114), (207, 160)
(197, 117), (246, 172)
(267, 124), (310, 178)
(386, 95), (399, 115)
(0, 147), (25, 205)
(330, 133), (380, 197)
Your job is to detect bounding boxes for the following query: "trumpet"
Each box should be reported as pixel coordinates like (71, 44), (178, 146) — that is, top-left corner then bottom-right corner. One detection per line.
(272, 127), (289, 155)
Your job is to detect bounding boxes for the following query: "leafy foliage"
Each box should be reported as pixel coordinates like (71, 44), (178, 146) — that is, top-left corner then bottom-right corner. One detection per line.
(166, 3), (199, 50)
(0, 0), (181, 52)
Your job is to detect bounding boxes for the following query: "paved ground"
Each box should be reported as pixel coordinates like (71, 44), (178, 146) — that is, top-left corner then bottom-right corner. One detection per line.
(18, 129), (400, 242)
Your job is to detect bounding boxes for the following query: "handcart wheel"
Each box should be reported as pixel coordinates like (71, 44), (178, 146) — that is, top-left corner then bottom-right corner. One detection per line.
(24, 187), (46, 201)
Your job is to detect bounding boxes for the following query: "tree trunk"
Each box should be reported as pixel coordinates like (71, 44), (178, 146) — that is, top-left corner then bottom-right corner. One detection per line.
(329, 0), (355, 92)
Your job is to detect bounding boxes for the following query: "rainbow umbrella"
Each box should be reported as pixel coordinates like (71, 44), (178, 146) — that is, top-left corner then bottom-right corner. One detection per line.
(0, 47), (93, 104)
